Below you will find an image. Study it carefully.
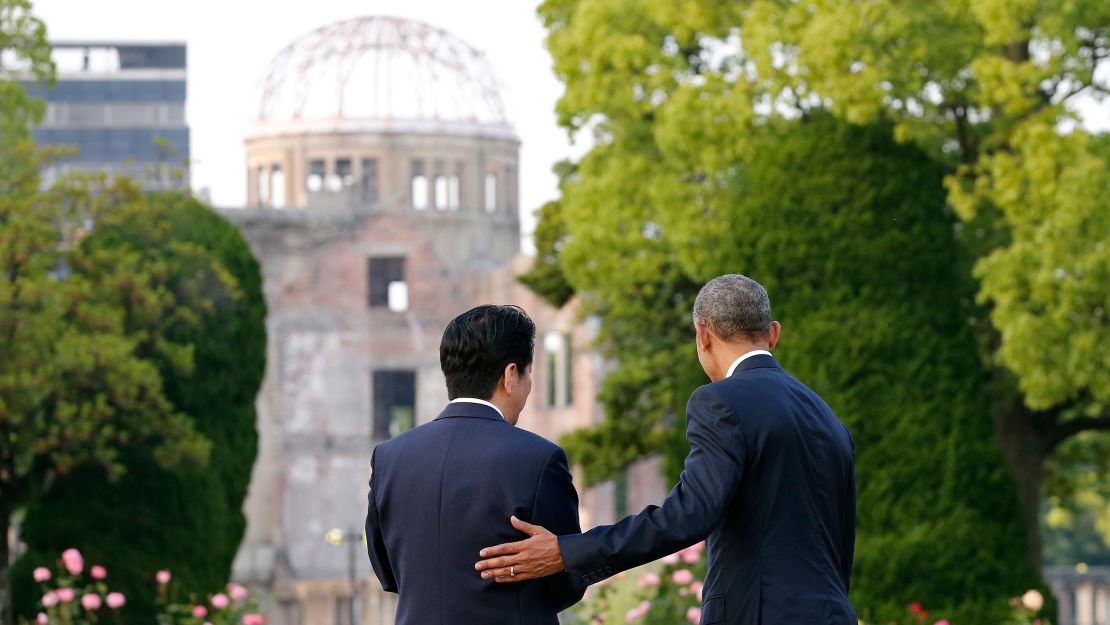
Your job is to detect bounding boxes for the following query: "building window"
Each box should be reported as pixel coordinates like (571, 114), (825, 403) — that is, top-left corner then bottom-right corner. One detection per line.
(411, 160), (428, 209)
(270, 164), (285, 209)
(255, 166), (267, 207)
(367, 257), (406, 310)
(564, 333), (573, 404)
(484, 172), (497, 212)
(541, 331), (573, 407)
(307, 159), (325, 192)
(448, 162), (462, 210)
(278, 599), (302, 625)
(333, 596), (346, 625)
(361, 158), (379, 205)
(373, 370), (415, 440)
(544, 331), (563, 407)
(434, 175), (448, 210)
(329, 158), (352, 192)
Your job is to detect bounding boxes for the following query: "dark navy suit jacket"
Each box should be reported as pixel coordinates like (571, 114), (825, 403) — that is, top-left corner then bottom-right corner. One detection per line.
(559, 354), (857, 625)
(365, 400), (583, 625)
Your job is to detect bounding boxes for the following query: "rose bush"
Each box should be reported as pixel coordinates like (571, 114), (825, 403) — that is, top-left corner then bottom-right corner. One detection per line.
(571, 544), (1051, 625)
(21, 550), (265, 625)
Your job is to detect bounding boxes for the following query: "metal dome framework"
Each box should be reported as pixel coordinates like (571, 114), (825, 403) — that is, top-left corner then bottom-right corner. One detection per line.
(257, 16), (510, 127)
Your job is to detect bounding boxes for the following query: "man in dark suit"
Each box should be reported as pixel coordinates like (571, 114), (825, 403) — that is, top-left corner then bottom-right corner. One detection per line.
(475, 275), (857, 625)
(365, 305), (583, 625)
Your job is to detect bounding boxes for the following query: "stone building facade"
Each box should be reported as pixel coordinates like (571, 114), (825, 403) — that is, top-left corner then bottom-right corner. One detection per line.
(220, 16), (665, 625)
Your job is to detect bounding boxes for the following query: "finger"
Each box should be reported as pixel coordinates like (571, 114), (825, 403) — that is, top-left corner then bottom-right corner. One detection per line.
(509, 515), (543, 536)
(494, 571), (534, 583)
(479, 566), (512, 580)
(479, 540), (528, 559)
(475, 555), (520, 571)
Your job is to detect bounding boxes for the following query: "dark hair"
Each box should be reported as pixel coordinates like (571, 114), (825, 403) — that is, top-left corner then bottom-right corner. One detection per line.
(440, 305), (536, 400)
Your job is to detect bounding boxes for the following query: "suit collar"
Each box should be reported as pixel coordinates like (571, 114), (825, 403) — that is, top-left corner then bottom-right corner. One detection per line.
(729, 353), (782, 377)
(433, 401), (507, 423)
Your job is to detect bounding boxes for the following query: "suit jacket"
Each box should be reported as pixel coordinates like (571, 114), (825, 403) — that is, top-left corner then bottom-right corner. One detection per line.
(366, 400), (583, 625)
(559, 354), (856, 625)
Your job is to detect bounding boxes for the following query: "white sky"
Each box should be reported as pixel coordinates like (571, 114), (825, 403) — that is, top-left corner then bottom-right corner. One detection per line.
(29, 0), (583, 247)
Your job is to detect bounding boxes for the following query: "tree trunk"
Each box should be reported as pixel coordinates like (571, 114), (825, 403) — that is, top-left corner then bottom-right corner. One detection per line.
(0, 503), (12, 625)
(994, 408), (1044, 571)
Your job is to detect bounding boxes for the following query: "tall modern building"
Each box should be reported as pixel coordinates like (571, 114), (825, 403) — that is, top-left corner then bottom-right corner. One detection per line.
(23, 41), (190, 188)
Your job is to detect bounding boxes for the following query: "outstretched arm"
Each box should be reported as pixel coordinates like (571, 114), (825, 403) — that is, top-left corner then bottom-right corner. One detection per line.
(476, 386), (744, 587)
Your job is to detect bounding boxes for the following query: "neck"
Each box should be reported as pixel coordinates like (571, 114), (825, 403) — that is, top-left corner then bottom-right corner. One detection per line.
(485, 394), (518, 425)
(713, 343), (769, 381)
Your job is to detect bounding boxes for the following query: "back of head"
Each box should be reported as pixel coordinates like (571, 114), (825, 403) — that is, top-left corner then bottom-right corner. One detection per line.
(692, 274), (773, 342)
(440, 305), (536, 400)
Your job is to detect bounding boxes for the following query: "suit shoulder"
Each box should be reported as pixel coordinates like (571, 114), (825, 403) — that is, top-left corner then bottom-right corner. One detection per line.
(505, 426), (563, 457)
(371, 419), (440, 458)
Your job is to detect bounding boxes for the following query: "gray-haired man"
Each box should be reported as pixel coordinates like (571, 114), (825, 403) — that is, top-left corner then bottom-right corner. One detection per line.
(474, 274), (857, 625)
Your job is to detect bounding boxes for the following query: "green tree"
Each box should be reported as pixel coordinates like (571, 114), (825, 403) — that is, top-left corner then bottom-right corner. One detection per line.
(0, 0), (52, 158)
(553, 105), (1040, 621)
(731, 0), (1110, 563)
(10, 189), (267, 624)
(0, 168), (213, 625)
(0, 7), (213, 620)
(534, 0), (1109, 578)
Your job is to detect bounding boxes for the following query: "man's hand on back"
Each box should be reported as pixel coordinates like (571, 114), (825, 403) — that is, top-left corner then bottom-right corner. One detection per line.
(475, 516), (565, 582)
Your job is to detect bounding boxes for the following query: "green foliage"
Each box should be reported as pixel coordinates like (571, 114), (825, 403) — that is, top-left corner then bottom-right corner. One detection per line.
(553, 107), (1041, 622)
(1042, 432), (1110, 566)
(518, 199), (575, 308)
(0, 0), (53, 145)
(534, 1), (1109, 615)
(11, 190), (267, 624)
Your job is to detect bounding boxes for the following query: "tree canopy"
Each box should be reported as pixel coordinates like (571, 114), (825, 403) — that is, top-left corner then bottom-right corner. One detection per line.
(531, 0), (1109, 577)
(11, 188), (267, 624)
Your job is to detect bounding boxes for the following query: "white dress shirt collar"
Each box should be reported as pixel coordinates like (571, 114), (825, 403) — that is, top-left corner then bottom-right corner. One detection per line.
(725, 350), (773, 378)
(448, 397), (505, 420)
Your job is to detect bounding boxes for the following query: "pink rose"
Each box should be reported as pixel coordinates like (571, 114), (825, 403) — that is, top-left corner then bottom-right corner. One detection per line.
(227, 583), (248, 602)
(192, 606), (208, 619)
(662, 553), (680, 565)
(61, 549), (83, 576)
(33, 567), (52, 583)
(41, 591), (59, 608)
(106, 593), (126, 609)
(935, 621), (950, 625)
(624, 601), (651, 622)
(637, 572), (661, 587)
(679, 543), (703, 564)
(56, 588), (75, 603)
(242, 614), (266, 625)
(692, 581), (704, 602)
(90, 566), (107, 580)
(36, 613), (48, 625)
(156, 570), (172, 585)
(211, 594), (229, 609)
(81, 594), (102, 611)
(688, 606), (703, 624)
(672, 569), (695, 585)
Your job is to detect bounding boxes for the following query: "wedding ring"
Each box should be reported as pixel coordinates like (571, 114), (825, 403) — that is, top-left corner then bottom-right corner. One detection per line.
(510, 566), (515, 577)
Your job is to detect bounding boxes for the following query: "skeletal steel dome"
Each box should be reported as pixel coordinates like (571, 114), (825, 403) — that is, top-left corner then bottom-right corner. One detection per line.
(256, 16), (510, 128)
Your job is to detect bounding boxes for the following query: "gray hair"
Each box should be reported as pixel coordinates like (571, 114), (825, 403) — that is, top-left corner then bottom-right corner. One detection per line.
(692, 274), (772, 341)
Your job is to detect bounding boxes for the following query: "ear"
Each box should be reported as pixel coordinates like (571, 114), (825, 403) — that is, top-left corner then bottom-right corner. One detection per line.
(694, 323), (712, 352)
(502, 362), (519, 395)
(767, 321), (782, 350)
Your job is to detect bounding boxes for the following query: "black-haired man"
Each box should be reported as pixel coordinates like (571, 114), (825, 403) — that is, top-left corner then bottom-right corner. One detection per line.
(365, 305), (583, 624)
